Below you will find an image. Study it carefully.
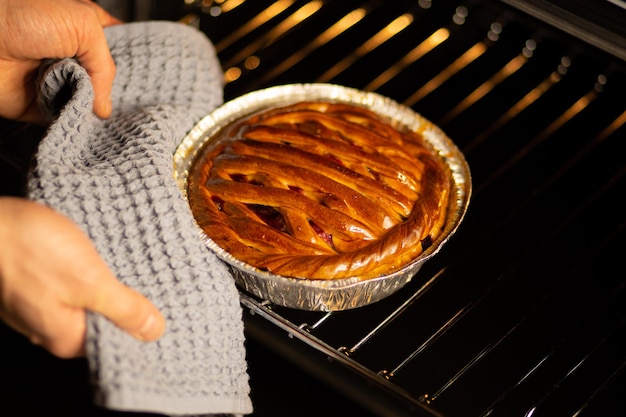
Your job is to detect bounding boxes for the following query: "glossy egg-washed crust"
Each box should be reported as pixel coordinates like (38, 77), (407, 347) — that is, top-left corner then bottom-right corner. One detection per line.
(188, 101), (451, 280)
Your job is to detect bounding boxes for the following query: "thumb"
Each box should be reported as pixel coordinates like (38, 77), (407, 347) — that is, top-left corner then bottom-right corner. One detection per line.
(74, 6), (117, 119)
(77, 40), (115, 119)
(87, 277), (166, 342)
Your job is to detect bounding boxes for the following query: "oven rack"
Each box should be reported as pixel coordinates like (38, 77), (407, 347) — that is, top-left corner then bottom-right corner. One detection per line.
(187, 0), (626, 416)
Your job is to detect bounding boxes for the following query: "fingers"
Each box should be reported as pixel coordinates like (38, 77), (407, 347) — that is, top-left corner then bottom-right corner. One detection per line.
(30, 306), (88, 358)
(0, 287), (87, 358)
(0, 59), (46, 123)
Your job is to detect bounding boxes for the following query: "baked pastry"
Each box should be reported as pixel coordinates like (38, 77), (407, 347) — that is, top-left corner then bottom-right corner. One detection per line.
(188, 101), (451, 280)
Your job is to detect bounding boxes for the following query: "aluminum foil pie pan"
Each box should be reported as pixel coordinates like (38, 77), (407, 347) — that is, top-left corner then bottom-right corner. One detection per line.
(174, 83), (471, 311)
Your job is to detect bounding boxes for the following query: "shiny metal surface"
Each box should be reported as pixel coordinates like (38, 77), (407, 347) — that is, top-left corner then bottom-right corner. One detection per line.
(174, 83), (471, 311)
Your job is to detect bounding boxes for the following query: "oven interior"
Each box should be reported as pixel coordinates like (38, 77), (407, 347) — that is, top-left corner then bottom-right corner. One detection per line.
(1, 1), (625, 416)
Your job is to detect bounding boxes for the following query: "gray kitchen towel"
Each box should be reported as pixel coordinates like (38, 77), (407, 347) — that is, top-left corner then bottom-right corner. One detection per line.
(27, 21), (252, 416)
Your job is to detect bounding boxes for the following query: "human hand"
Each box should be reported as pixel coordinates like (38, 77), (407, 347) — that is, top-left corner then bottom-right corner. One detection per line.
(0, 0), (121, 123)
(0, 197), (166, 358)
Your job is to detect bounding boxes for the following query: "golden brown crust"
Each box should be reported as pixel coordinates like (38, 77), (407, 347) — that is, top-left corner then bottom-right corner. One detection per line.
(188, 101), (450, 279)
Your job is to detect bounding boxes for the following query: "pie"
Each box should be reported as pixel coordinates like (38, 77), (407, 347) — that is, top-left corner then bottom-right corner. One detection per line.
(187, 101), (451, 280)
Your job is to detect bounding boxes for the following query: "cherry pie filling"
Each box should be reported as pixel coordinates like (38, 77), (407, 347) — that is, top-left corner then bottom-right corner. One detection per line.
(188, 101), (451, 280)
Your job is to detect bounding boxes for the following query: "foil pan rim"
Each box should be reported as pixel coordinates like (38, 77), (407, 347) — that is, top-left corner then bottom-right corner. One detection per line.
(174, 83), (471, 311)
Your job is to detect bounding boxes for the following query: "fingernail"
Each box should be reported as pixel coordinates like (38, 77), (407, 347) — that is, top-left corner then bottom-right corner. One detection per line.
(136, 314), (155, 341)
(137, 313), (166, 341)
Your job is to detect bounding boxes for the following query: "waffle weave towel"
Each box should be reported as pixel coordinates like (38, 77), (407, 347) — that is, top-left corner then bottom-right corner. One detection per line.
(26, 21), (252, 416)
